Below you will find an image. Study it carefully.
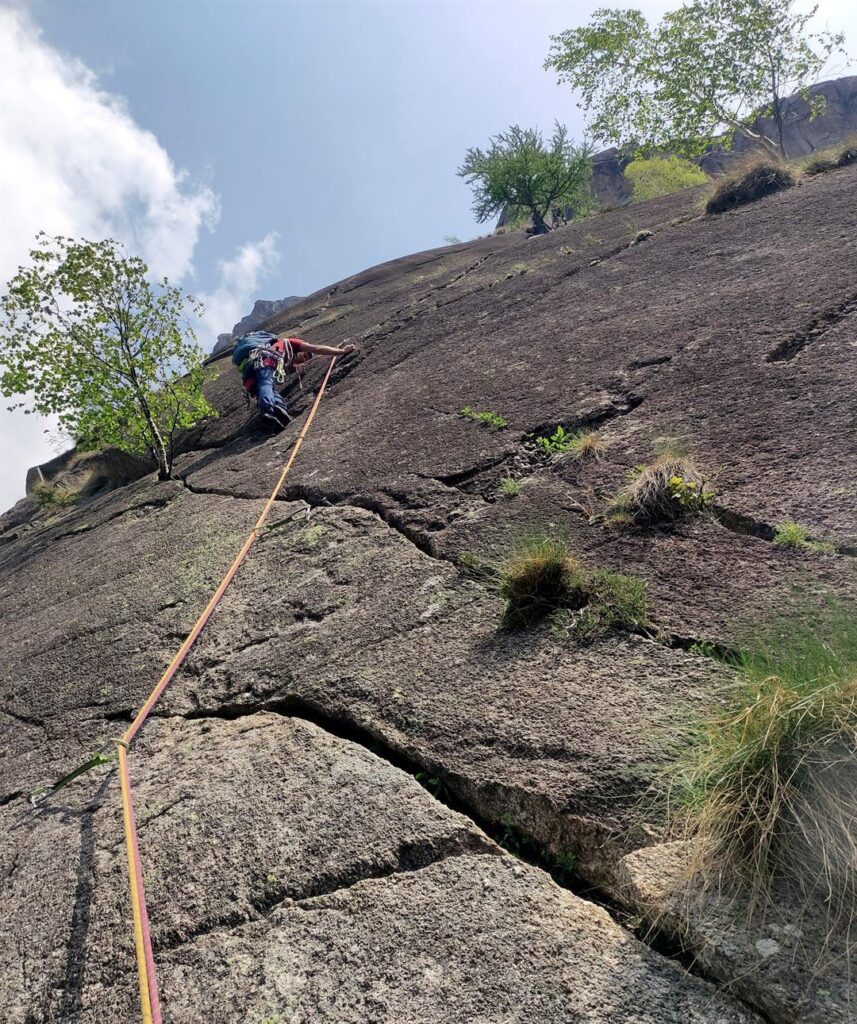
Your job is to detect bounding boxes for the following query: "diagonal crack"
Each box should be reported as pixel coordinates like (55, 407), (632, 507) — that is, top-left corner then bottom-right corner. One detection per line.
(765, 290), (857, 362)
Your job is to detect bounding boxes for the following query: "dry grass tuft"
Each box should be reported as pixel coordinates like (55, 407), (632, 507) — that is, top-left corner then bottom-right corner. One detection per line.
(835, 145), (857, 168)
(706, 163), (795, 215)
(802, 142), (857, 177)
(499, 531), (585, 626)
(610, 441), (710, 527)
(665, 606), (857, 933)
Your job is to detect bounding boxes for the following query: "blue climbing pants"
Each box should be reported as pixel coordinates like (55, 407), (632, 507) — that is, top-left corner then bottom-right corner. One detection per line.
(253, 365), (289, 417)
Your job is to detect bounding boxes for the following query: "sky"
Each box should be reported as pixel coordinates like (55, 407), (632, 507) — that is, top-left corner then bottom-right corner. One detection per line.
(1, 0), (855, 510)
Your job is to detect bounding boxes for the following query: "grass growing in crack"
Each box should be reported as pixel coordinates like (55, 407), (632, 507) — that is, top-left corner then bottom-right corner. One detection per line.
(773, 520), (835, 555)
(499, 476), (521, 497)
(534, 425), (606, 459)
(664, 604), (857, 934)
(608, 439), (711, 528)
(497, 528), (648, 634)
(496, 816), (578, 887)
(32, 482), (77, 510)
(459, 405), (508, 429)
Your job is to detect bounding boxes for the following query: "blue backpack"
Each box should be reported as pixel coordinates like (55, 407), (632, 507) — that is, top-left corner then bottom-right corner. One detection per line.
(231, 331), (277, 369)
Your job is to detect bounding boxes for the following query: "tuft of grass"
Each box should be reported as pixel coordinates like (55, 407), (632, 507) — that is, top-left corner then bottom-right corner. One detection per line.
(665, 605), (857, 931)
(802, 156), (839, 177)
(499, 531), (581, 626)
(499, 476), (521, 497)
(457, 551), (496, 582)
(498, 529), (648, 634)
(31, 482), (77, 510)
(608, 441), (711, 527)
(534, 425), (606, 459)
(552, 568), (649, 641)
(459, 405), (508, 429)
(774, 519), (835, 555)
(705, 163), (795, 215)
(801, 143), (857, 177)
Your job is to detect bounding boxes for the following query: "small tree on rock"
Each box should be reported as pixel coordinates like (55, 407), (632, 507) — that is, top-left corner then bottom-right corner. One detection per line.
(458, 123), (593, 232)
(0, 234), (216, 480)
(545, 0), (847, 160)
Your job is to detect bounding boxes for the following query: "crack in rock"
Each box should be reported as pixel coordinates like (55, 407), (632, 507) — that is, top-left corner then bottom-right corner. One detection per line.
(765, 290), (857, 362)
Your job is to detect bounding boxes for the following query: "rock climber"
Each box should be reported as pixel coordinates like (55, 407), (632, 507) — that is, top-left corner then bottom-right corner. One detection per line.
(232, 331), (356, 427)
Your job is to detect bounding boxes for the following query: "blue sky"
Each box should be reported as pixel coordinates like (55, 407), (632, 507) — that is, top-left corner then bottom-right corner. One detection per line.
(1, 0), (855, 508)
(25, 0), (625, 303)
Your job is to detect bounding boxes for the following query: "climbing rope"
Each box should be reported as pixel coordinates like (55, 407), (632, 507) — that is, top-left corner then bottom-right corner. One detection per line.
(115, 356), (338, 1022)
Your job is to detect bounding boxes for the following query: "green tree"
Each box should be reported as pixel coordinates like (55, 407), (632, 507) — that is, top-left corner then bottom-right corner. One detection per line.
(458, 123), (593, 232)
(545, 1), (847, 160)
(1, 234), (216, 480)
(625, 155), (710, 200)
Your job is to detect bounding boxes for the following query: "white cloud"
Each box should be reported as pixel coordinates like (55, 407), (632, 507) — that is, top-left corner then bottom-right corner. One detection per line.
(0, 6), (219, 286)
(0, 6), (234, 513)
(198, 233), (282, 347)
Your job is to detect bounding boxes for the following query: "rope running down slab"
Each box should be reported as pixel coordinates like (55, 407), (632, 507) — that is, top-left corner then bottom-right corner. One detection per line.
(117, 356), (338, 1022)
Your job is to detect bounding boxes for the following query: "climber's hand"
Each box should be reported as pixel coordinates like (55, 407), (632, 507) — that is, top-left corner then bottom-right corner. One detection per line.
(339, 342), (357, 355)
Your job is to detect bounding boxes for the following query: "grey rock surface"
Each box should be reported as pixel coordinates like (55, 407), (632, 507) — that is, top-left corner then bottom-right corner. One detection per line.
(1, 163), (855, 1022)
(619, 842), (856, 1024)
(158, 854), (761, 1024)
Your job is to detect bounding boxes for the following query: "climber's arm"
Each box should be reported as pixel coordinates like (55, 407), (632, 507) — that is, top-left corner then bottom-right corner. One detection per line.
(295, 340), (356, 357)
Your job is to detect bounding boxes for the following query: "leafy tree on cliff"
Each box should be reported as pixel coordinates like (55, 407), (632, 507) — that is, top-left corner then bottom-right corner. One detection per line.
(0, 234), (215, 480)
(458, 123), (593, 232)
(544, 0), (847, 160)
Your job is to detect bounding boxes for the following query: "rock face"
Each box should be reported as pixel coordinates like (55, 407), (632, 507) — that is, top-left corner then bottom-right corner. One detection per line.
(1, 164), (856, 1023)
(702, 75), (857, 174)
(211, 296), (303, 355)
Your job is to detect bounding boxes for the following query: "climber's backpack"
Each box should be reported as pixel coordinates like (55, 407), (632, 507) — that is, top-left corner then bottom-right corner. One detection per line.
(231, 331), (277, 370)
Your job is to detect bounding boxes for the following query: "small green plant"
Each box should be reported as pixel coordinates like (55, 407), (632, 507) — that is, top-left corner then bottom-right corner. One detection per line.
(31, 482), (77, 510)
(774, 520), (835, 554)
(608, 440), (712, 526)
(499, 476), (521, 497)
(664, 604), (857, 931)
(498, 529), (648, 633)
(443, 234), (462, 243)
(534, 425), (606, 458)
(773, 520), (809, 549)
(459, 405), (508, 429)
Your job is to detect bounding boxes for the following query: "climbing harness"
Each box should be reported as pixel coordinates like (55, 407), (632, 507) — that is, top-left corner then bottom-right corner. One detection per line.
(44, 356), (338, 1024)
(241, 338), (310, 408)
